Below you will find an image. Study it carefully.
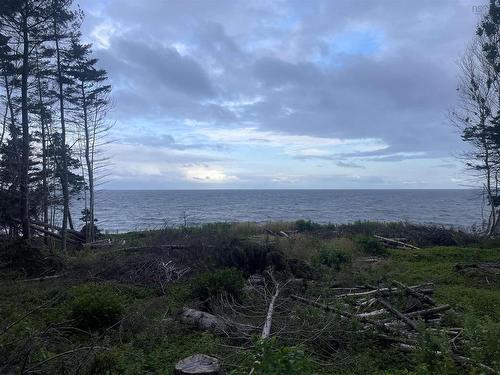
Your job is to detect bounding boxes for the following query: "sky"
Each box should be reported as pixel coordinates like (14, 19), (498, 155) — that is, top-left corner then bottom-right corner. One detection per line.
(80, 0), (488, 189)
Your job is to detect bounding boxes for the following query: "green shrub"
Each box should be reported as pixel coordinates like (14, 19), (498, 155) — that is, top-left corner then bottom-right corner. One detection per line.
(247, 338), (313, 375)
(191, 268), (245, 302)
(294, 219), (321, 232)
(317, 248), (351, 270)
(70, 283), (125, 330)
(355, 235), (387, 255)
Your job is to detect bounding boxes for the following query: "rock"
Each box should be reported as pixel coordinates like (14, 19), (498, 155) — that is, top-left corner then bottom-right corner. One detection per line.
(178, 307), (227, 333)
(173, 354), (221, 375)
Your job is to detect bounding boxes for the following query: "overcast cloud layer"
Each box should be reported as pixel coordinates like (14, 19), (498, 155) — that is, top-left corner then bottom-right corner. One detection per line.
(81, 0), (486, 189)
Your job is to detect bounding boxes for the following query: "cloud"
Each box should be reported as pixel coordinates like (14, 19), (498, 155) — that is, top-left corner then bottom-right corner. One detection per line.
(79, 0), (483, 188)
(182, 164), (238, 183)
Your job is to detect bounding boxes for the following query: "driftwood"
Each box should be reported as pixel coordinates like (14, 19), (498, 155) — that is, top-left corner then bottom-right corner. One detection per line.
(173, 354), (222, 375)
(374, 235), (420, 250)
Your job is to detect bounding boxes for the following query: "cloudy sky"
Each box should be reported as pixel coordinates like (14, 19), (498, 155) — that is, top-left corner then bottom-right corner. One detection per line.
(80, 0), (486, 189)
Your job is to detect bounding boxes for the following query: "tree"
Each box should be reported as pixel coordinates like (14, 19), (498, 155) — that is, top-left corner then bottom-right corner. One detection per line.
(66, 37), (111, 242)
(49, 0), (78, 250)
(0, 0), (53, 240)
(0, 0), (112, 246)
(453, 0), (500, 235)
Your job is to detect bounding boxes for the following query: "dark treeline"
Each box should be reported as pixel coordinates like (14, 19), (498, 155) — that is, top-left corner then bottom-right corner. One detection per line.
(0, 0), (112, 249)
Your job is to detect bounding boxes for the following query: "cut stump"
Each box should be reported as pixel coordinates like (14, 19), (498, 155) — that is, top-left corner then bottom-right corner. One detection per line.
(173, 354), (221, 374)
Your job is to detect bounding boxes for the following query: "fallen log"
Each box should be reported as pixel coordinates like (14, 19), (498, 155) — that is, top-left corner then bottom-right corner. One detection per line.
(28, 223), (80, 244)
(278, 231), (290, 238)
(21, 274), (66, 282)
(356, 309), (387, 318)
(261, 277), (280, 339)
(335, 283), (433, 298)
(23, 219), (85, 242)
(376, 297), (417, 330)
(392, 279), (436, 306)
(380, 304), (451, 323)
(404, 304), (451, 319)
(374, 235), (420, 250)
(291, 294), (397, 333)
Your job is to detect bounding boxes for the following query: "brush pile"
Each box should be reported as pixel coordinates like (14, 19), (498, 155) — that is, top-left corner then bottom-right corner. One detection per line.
(292, 279), (498, 374)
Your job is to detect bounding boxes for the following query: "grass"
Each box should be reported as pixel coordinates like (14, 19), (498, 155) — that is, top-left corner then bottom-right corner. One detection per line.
(0, 221), (499, 374)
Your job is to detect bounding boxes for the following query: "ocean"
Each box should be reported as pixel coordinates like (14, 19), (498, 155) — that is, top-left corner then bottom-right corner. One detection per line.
(70, 189), (485, 233)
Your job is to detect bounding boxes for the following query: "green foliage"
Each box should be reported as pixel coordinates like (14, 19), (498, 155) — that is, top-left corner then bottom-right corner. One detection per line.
(70, 283), (125, 330)
(191, 268), (245, 302)
(412, 330), (457, 375)
(219, 241), (288, 275)
(355, 235), (387, 255)
(235, 338), (313, 375)
(295, 219), (321, 232)
(317, 247), (351, 270)
(463, 314), (500, 370)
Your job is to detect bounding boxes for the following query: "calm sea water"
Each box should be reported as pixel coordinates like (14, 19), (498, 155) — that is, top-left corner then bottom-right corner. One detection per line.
(70, 189), (484, 233)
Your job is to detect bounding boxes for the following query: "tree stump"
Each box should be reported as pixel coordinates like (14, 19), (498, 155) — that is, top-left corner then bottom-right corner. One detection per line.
(173, 354), (221, 374)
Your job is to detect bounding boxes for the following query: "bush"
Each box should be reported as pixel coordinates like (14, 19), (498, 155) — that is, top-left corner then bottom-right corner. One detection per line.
(191, 268), (245, 302)
(246, 338), (313, 375)
(0, 240), (63, 276)
(317, 248), (351, 270)
(218, 241), (288, 275)
(355, 235), (387, 255)
(295, 219), (321, 232)
(70, 283), (125, 330)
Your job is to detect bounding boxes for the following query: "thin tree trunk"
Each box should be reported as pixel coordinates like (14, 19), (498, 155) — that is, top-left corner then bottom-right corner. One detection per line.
(0, 104), (6, 147)
(53, 9), (69, 251)
(81, 82), (94, 242)
(20, 6), (31, 241)
(35, 50), (49, 244)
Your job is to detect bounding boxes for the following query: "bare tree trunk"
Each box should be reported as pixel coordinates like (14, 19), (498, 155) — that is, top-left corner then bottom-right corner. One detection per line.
(0, 103), (6, 146)
(20, 6), (31, 241)
(35, 51), (49, 244)
(81, 83), (94, 242)
(2, 65), (17, 136)
(53, 11), (69, 251)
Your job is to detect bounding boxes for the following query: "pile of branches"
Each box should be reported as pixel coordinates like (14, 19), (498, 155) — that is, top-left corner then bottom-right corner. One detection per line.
(455, 262), (500, 285)
(176, 274), (498, 374)
(292, 280), (498, 374)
